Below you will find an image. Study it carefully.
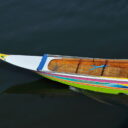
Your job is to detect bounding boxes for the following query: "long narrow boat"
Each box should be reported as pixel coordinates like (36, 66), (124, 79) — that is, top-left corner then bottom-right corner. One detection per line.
(1, 53), (128, 95)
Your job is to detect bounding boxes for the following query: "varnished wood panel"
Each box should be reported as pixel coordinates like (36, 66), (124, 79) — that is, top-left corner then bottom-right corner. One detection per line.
(103, 67), (121, 77)
(103, 59), (128, 78)
(48, 58), (128, 78)
(77, 58), (94, 75)
(120, 68), (128, 78)
(48, 58), (80, 73)
(106, 59), (128, 68)
(77, 59), (106, 76)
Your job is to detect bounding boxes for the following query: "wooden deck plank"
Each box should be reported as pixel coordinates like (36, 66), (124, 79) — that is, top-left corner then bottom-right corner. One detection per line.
(103, 67), (121, 77)
(106, 59), (128, 68)
(103, 59), (128, 77)
(120, 68), (128, 78)
(77, 58), (106, 76)
(48, 58), (128, 78)
(48, 58), (80, 73)
(77, 59), (94, 75)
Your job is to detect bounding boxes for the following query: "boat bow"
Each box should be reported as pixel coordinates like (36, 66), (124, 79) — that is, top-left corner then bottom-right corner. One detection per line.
(0, 53), (9, 60)
(0, 53), (42, 71)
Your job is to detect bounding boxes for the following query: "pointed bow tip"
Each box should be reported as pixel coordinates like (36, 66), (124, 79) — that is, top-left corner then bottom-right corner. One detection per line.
(0, 53), (9, 60)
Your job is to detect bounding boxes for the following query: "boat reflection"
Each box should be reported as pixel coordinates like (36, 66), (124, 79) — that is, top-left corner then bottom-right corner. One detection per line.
(73, 88), (128, 107)
(3, 78), (128, 107)
(2, 78), (78, 97)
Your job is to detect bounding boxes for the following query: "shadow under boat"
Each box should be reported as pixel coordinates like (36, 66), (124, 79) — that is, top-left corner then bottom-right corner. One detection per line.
(75, 88), (128, 107)
(2, 78), (78, 97)
(2, 78), (128, 107)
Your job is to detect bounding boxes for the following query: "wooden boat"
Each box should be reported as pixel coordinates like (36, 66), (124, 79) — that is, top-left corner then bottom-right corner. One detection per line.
(1, 53), (128, 95)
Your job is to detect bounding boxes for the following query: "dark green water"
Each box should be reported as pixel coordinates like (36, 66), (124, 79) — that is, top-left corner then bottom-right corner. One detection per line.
(0, 0), (128, 127)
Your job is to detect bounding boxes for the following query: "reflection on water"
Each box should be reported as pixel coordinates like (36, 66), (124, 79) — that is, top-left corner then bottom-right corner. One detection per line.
(73, 88), (128, 107)
(0, 61), (40, 91)
(3, 77), (128, 107)
(3, 79), (78, 97)
(1, 0), (128, 127)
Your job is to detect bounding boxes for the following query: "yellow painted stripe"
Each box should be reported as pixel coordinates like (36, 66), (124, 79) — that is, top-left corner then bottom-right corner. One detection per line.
(0, 53), (9, 60)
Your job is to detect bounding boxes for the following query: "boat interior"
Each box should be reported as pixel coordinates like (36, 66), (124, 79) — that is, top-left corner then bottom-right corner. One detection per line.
(48, 57), (128, 78)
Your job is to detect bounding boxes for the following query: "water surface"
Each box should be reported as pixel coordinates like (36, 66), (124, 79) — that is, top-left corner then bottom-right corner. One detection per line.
(0, 0), (128, 127)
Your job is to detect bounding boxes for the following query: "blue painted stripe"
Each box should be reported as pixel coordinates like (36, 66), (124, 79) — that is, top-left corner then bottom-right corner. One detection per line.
(90, 65), (107, 71)
(37, 54), (48, 71)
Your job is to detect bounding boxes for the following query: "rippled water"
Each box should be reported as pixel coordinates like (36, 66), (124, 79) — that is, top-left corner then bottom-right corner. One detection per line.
(0, 0), (128, 127)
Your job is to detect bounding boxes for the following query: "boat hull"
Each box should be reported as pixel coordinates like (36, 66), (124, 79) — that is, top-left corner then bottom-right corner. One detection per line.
(37, 71), (128, 95)
(1, 53), (128, 95)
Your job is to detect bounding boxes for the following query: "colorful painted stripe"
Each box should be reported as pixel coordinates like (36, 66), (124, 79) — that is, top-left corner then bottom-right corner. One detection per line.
(37, 72), (128, 94)
(43, 72), (128, 89)
(37, 54), (48, 71)
(42, 73), (128, 91)
(42, 72), (128, 85)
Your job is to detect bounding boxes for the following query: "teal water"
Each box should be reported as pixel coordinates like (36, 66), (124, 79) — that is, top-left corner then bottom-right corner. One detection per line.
(0, 0), (128, 127)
